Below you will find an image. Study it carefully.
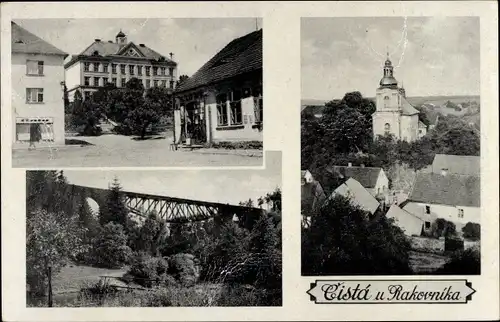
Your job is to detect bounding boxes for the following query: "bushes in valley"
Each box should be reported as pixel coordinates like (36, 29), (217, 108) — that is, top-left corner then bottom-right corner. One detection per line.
(167, 253), (201, 287)
(302, 194), (413, 275)
(90, 222), (133, 269)
(434, 247), (480, 275)
(462, 222), (481, 240)
(126, 253), (176, 288)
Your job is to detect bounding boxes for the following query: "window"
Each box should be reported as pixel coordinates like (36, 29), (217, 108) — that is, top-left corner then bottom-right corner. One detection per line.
(160, 67), (165, 76)
(26, 88), (44, 103)
(384, 123), (391, 135)
(216, 94), (228, 126)
(153, 80), (158, 87)
(230, 90), (243, 125)
(161, 80), (167, 87)
(138, 66), (143, 76)
(84, 77), (90, 86)
(145, 79), (150, 89)
(153, 66), (158, 76)
(169, 67), (174, 76)
(103, 64), (109, 73)
(145, 66), (151, 76)
(384, 95), (390, 108)
(84, 62), (90, 72)
(458, 209), (464, 218)
(26, 60), (43, 75)
(112, 78), (117, 86)
(129, 65), (135, 75)
(112, 64), (117, 74)
(169, 81), (174, 89)
(425, 205), (430, 214)
(120, 64), (126, 74)
(94, 77), (100, 87)
(93, 63), (100, 72)
(84, 91), (91, 100)
(425, 221), (431, 229)
(121, 78), (127, 87)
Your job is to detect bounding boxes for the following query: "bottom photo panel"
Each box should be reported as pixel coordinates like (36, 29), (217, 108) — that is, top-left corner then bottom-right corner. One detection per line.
(26, 151), (282, 307)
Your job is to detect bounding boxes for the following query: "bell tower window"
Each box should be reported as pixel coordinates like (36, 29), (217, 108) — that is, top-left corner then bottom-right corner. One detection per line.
(384, 123), (391, 135)
(384, 95), (390, 108)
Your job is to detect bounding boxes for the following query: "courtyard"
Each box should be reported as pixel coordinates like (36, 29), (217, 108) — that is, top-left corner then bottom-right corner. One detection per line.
(12, 134), (263, 167)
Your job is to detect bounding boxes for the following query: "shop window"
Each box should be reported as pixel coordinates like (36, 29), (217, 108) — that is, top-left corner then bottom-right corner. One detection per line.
(230, 90), (242, 125)
(216, 94), (228, 126)
(26, 88), (44, 103)
(26, 60), (44, 75)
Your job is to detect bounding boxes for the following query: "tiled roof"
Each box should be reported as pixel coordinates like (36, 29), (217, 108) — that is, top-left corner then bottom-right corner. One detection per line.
(431, 154), (480, 176)
(401, 96), (420, 116)
(386, 205), (423, 236)
(176, 29), (262, 93)
(11, 22), (67, 56)
(78, 41), (174, 63)
(408, 172), (480, 207)
(328, 165), (382, 189)
(333, 178), (380, 214)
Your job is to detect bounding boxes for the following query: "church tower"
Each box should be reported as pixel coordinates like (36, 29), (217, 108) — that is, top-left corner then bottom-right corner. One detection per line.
(372, 54), (421, 142)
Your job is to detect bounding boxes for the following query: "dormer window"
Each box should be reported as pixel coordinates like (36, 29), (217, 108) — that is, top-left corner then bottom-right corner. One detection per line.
(92, 51), (99, 56)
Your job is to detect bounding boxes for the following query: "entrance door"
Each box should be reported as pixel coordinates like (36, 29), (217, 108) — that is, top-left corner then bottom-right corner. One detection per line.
(184, 102), (206, 144)
(29, 124), (42, 143)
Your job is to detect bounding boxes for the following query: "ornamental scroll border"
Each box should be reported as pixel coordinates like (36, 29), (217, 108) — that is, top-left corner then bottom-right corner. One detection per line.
(306, 279), (476, 304)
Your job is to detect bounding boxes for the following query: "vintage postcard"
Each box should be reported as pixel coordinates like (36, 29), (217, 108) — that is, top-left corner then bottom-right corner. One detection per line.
(1, 1), (499, 322)
(9, 17), (264, 168)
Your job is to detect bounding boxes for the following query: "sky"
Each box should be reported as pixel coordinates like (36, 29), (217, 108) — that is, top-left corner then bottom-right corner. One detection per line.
(14, 18), (261, 77)
(64, 151), (281, 207)
(301, 16), (480, 100)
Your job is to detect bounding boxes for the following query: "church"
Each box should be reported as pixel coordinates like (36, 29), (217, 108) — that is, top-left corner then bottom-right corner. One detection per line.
(372, 55), (427, 142)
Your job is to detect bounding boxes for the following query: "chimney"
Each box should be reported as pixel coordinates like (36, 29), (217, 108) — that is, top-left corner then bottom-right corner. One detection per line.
(441, 168), (448, 176)
(348, 162), (352, 167)
(95, 39), (101, 42)
(139, 44), (145, 47)
(169, 52), (174, 60)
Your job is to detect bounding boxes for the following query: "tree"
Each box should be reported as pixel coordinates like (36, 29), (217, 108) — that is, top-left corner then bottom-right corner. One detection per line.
(63, 83), (70, 114)
(302, 195), (413, 275)
(124, 86), (173, 139)
(26, 208), (87, 305)
(99, 178), (130, 229)
(435, 248), (480, 275)
(176, 74), (189, 88)
(91, 222), (133, 268)
(71, 90), (103, 136)
(462, 222), (480, 240)
(135, 211), (169, 256)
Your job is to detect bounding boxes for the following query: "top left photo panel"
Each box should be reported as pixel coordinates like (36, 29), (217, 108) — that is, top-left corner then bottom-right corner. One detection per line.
(10, 18), (264, 168)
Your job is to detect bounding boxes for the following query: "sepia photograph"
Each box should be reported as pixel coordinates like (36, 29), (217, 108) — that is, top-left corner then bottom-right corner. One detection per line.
(11, 18), (263, 167)
(26, 151), (281, 307)
(301, 17), (481, 276)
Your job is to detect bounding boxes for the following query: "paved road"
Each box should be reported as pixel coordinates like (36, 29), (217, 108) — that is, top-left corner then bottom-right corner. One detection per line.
(12, 134), (263, 168)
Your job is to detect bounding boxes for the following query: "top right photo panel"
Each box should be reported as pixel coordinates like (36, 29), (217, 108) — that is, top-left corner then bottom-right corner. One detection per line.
(301, 17), (481, 276)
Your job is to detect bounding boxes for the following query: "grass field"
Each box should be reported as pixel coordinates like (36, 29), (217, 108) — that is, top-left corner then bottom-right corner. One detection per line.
(409, 251), (449, 274)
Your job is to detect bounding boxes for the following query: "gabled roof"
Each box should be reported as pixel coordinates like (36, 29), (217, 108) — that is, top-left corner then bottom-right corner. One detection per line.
(386, 205), (423, 236)
(328, 165), (382, 189)
(418, 120), (427, 128)
(401, 96), (420, 116)
(333, 178), (380, 214)
(78, 40), (172, 62)
(431, 154), (480, 176)
(407, 172), (480, 207)
(176, 29), (262, 93)
(11, 22), (67, 57)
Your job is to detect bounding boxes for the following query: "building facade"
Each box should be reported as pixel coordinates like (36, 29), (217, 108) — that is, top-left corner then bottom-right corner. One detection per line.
(174, 29), (263, 144)
(11, 22), (68, 145)
(372, 55), (423, 142)
(65, 30), (177, 101)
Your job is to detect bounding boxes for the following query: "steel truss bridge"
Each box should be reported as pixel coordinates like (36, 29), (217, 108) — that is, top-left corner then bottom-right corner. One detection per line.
(70, 184), (265, 224)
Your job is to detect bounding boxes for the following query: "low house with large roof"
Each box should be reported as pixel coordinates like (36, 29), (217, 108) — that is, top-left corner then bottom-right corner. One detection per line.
(174, 29), (263, 145)
(401, 171), (480, 232)
(328, 164), (389, 197)
(11, 21), (68, 145)
(332, 178), (380, 215)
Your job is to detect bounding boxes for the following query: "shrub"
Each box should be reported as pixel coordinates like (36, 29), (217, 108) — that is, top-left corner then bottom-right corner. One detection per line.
(435, 248), (480, 275)
(205, 141), (263, 150)
(167, 253), (201, 287)
(429, 218), (456, 239)
(91, 223), (133, 268)
(127, 253), (174, 288)
(462, 222), (480, 240)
